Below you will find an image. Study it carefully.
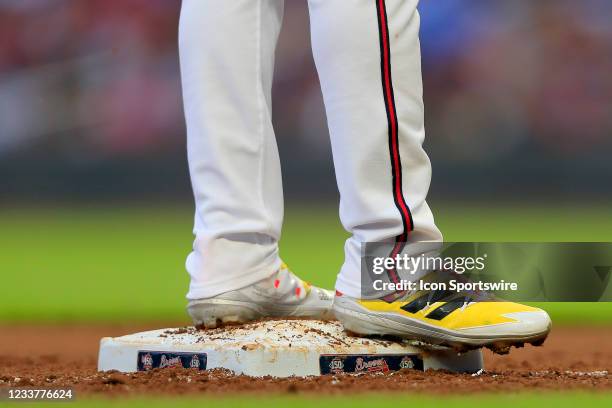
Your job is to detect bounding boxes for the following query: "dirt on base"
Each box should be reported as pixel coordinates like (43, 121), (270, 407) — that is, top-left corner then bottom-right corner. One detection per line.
(0, 324), (610, 396)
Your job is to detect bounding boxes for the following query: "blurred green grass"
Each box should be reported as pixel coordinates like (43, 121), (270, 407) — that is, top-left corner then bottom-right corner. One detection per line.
(0, 202), (611, 324)
(15, 392), (612, 408)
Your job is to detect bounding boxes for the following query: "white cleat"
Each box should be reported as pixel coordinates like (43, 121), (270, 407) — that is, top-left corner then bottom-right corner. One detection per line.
(188, 263), (334, 328)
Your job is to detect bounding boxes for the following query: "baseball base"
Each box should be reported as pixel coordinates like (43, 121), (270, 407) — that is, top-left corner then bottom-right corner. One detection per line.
(98, 319), (483, 377)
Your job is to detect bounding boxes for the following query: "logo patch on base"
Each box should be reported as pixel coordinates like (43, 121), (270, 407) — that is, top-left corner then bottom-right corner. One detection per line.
(319, 354), (423, 375)
(137, 351), (207, 371)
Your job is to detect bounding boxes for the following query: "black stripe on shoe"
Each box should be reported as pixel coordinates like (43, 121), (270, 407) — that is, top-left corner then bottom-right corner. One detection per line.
(400, 290), (454, 314)
(425, 297), (470, 320)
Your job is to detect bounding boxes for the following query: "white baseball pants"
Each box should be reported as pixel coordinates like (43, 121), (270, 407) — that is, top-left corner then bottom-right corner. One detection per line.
(179, 0), (442, 300)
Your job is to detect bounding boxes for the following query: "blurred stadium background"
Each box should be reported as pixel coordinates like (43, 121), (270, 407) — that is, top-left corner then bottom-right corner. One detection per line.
(1, 0), (611, 202)
(1, 0), (611, 323)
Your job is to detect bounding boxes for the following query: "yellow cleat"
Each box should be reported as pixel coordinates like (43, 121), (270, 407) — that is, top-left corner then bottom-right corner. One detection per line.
(333, 290), (551, 354)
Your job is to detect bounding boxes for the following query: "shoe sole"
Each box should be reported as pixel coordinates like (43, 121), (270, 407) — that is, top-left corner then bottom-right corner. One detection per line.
(188, 299), (334, 329)
(334, 302), (550, 355)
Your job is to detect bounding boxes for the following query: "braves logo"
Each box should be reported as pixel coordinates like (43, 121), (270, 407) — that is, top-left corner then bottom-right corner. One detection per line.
(355, 357), (389, 373)
(159, 354), (183, 369)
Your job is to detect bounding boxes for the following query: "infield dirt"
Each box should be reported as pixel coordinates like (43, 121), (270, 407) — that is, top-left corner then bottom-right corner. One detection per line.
(0, 324), (609, 396)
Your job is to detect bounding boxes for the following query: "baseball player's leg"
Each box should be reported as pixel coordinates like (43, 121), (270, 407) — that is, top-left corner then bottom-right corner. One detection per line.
(309, 0), (550, 348)
(179, 0), (284, 300)
(308, 0), (441, 297)
(179, 0), (333, 327)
